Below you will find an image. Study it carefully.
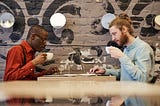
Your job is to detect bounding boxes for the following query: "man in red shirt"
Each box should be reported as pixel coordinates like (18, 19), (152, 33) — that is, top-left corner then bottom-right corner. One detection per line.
(3, 25), (59, 105)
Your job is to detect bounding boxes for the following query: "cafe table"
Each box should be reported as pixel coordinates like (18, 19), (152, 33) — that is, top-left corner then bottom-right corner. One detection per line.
(37, 74), (116, 82)
(1, 77), (160, 105)
(37, 74), (116, 103)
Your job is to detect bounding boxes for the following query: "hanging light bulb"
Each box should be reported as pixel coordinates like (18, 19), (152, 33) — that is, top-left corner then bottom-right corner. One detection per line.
(154, 15), (160, 30)
(50, 13), (66, 29)
(101, 13), (116, 29)
(0, 12), (15, 28)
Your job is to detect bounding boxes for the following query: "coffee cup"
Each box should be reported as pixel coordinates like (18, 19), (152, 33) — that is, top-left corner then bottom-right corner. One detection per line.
(46, 53), (54, 61)
(105, 46), (111, 54)
(106, 100), (110, 106)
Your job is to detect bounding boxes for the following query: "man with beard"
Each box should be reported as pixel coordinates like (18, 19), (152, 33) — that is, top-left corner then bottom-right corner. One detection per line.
(89, 13), (155, 106)
(3, 25), (59, 106)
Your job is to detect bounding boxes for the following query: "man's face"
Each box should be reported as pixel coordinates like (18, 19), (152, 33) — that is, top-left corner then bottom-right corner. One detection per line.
(109, 26), (128, 46)
(31, 33), (48, 52)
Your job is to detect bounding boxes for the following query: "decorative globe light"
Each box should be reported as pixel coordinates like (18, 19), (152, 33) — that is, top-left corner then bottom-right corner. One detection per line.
(50, 13), (66, 29)
(154, 15), (160, 30)
(101, 13), (116, 29)
(0, 12), (15, 28)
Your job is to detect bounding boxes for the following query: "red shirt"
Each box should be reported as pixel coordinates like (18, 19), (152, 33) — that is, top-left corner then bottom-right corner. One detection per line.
(3, 41), (46, 106)
(4, 40), (46, 81)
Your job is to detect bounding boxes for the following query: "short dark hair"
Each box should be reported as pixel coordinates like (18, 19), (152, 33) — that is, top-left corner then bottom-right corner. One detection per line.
(26, 25), (48, 39)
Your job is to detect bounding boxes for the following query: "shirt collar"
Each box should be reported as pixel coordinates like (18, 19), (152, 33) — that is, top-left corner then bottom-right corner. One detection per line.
(125, 36), (140, 51)
(21, 40), (35, 54)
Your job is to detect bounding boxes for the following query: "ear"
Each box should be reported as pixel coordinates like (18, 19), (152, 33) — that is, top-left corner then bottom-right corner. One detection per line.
(30, 34), (36, 40)
(122, 26), (128, 33)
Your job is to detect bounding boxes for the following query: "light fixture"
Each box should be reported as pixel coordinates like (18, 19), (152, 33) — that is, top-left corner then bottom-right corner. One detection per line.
(50, 13), (66, 29)
(0, 12), (15, 28)
(101, 13), (116, 29)
(96, 0), (102, 2)
(154, 15), (160, 30)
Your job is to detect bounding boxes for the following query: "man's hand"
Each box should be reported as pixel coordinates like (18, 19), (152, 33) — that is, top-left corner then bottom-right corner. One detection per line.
(89, 65), (105, 74)
(108, 96), (124, 106)
(32, 53), (47, 65)
(109, 47), (124, 59)
(45, 67), (60, 75)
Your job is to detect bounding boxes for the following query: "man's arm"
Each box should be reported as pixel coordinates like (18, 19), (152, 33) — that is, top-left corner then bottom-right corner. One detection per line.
(4, 46), (35, 81)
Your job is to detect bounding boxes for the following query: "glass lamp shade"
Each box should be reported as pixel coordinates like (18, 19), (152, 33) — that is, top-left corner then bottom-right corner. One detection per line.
(101, 13), (116, 29)
(0, 12), (15, 28)
(50, 13), (66, 29)
(154, 15), (160, 30)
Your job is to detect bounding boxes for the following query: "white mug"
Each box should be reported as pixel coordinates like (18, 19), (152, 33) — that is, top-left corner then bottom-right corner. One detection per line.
(105, 46), (111, 54)
(106, 100), (110, 106)
(46, 53), (54, 61)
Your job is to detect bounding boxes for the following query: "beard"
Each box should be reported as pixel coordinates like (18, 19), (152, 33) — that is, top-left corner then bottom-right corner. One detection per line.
(119, 32), (128, 46)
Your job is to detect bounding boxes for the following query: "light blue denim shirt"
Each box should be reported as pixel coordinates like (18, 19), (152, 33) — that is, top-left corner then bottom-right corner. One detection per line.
(103, 37), (155, 106)
(120, 37), (154, 82)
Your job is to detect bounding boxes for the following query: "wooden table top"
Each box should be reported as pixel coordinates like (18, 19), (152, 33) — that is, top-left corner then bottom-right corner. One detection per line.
(37, 74), (116, 82)
(1, 81), (160, 100)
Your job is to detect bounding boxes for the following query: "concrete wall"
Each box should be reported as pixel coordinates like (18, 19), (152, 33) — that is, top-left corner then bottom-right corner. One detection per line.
(0, 0), (160, 80)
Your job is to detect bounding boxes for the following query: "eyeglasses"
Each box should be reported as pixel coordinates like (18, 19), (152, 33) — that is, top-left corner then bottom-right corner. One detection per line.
(32, 33), (47, 43)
